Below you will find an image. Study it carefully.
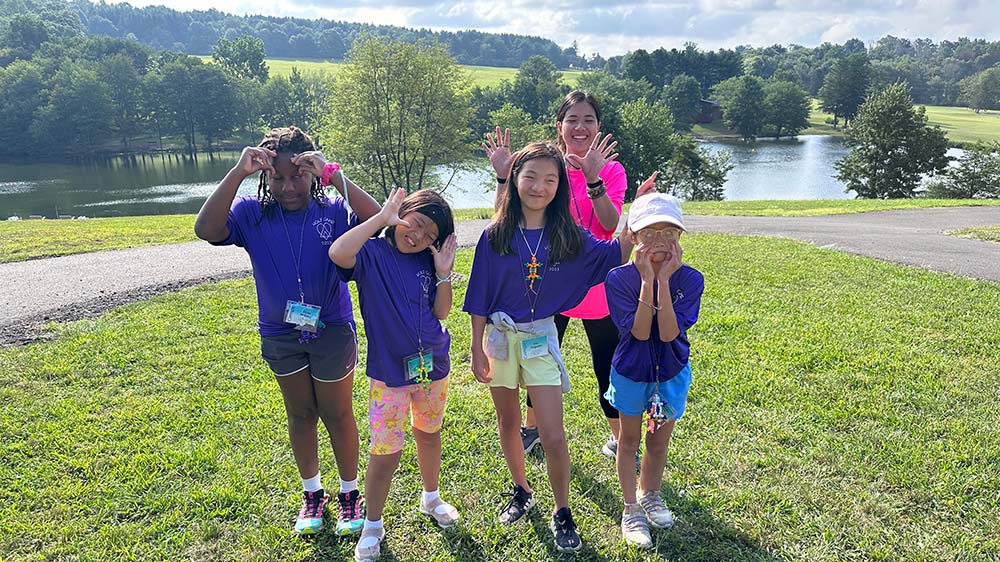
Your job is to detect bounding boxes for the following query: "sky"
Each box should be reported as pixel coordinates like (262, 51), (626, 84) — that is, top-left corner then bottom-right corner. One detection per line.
(122, 0), (1000, 57)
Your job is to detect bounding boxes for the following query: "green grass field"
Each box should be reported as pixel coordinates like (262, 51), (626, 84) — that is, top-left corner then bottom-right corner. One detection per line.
(696, 99), (1000, 145)
(2, 237), (998, 561)
(199, 57), (583, 88)
(951, 225), (1000, 242)
(6, 199), (1000, 263)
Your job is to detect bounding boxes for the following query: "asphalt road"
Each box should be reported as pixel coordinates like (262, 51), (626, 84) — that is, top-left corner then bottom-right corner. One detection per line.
(3, 206), (999, 344)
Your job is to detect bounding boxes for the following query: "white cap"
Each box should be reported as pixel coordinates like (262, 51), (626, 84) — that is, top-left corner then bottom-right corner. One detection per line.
(627, 194), (685, 231)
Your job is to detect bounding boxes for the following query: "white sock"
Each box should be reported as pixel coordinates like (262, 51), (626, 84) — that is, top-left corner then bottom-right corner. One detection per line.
(422, 489), (440, 504)
(340, 478), (359, 493)
(360, 518), (383, 548)
(302, 472), (322, 493)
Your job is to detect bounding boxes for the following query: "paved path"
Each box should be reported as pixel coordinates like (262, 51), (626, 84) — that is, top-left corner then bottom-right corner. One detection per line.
(3, 207), (999, 344)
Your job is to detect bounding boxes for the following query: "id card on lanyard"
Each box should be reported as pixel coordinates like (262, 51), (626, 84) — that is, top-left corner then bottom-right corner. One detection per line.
(278, 204), (322, 332)
(520, 334), (549, 359)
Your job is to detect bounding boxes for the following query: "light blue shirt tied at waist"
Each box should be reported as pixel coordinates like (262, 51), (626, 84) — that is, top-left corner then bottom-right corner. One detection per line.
(485, 311), (571, 394)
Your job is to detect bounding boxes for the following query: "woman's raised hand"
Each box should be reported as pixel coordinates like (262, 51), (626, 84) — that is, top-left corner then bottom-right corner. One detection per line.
(237, 146), (276, 176)
(564, 132), (618, 183)
(483, 126), (513, 178)
(290, 151), (327, 178)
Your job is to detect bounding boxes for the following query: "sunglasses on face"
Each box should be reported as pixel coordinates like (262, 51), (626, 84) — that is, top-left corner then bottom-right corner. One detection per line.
(636, 227), (681, 243)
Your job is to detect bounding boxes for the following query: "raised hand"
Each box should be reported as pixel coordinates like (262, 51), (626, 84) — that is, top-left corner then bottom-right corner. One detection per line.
(636, 170), (660, 199)
(290, 151), (327, 178)
(564, 132), (618, 182)
(238, 146), (276, 176)
(430, 233), (457, 277)
(378, 187), (411, 228)
(482, 126), (513, 178)
(634, 244), (656, 281)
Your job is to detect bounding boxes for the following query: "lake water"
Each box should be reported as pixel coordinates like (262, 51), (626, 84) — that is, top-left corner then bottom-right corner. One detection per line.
(0, 137), (961, 218)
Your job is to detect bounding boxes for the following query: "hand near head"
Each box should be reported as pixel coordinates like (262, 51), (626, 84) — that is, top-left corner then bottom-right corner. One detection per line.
(634, 244), (655, 281)
(238, 146), (276, 176)
(290, 151), (327, 178)
(483, 126), (513, 178)
(635, 171), (660, 199)
(564, 132), (618, 183)
(659, 240), (684, 280)
(430, 233), (458, 278)
(378, 187), (410, 228)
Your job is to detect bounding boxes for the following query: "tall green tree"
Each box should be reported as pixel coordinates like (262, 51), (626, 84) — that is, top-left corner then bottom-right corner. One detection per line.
(212, 35), (269, 83)
(819, 53), (871, 127)
(32, 63), (114, 153)
(97, 53), (144, 149)
(763, 80), (810, 138)
(509, 55), (567, 121)
(835, 83), (950, 199)
(958, 65), (1000, 112)
(712, 75), (766, 140)
(323, 37), (472, 198)
(927, 141), (1000, 199)
(663, 74), (702, 130)
(488, 103), (550, 150)
(0, 60), (45, 154)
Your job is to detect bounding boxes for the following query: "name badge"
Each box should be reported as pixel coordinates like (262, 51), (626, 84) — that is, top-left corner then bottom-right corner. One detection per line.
(284, 301), (321, 332)
(520, 335), (549, 360)
(404, 351), (434, 381)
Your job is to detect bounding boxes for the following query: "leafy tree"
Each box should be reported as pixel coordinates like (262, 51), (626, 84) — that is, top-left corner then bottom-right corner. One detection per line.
(323, 37), (471, 198)
(663, 74), (702, 130)
(712, 75), (766, 139)
(835, 83), (950, 198)
(958, 65), (1000, 112)
(192, 63), (239, 150)
(0, 13), (48, 62)
(0, 59), (45, 154)
(97, 54), (144, 149)
(926, 141), (1000, 198)
(616, 99), (677, 200)
(32, 63), (114, 153)
(509, 55), (567, 121)
(212, 35), (268, 82)
(623, 49), (656, 85)
(488, 103), (550, 150)
(763, 80), (810, 138)
(819, 53), (871, 127)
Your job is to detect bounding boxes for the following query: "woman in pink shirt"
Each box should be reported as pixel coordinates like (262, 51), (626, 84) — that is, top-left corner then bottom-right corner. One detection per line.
(485, 91), (656, 464)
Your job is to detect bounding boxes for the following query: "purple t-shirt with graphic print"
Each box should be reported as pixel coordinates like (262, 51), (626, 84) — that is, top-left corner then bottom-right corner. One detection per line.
(213, 195), (357, 337)
(462, 226), (622, 323)
(338, 237), (450, 387)
(605, 262), (704, 382)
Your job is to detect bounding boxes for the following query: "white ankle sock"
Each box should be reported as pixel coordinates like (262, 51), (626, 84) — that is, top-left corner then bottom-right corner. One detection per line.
(302, 472), (322, 493)
(340, 478), (358, 493)
(421, 489), (440, 504)
(360, 519), (383, 548)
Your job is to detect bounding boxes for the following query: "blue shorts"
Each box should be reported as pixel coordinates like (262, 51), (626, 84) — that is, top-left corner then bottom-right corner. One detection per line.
(604, 364), (692, 419)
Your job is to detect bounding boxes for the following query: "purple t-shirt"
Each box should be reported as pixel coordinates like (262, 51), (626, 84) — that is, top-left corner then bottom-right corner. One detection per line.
(463, 226), (622, 323)
(213, 195), (357, 337)
(605, 263), (704, 382)
(338, 237), (450, 387)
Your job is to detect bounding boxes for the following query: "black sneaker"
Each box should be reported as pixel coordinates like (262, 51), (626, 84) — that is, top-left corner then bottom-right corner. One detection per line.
(499, 484), (535, 524)
(550, 507), (583, 552)
(521, 426), (541, 453)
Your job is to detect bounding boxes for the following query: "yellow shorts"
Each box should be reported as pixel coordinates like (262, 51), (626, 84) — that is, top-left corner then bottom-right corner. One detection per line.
(485, 324), (562, 389)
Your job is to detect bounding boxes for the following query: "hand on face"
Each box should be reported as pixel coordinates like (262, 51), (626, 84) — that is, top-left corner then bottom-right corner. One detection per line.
(289, 151), (327, 178)
(238, 146), (276, 176)
(483, 126), (513, 178)
(430, 233), (457, 277)
(564, 132), (618, 183)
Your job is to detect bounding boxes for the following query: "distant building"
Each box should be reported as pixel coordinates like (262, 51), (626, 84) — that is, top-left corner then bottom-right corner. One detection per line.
(696, 99), (723, 124)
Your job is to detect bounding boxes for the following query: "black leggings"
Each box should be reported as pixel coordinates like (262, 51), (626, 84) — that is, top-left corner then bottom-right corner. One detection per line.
(526, 313), (620, 419)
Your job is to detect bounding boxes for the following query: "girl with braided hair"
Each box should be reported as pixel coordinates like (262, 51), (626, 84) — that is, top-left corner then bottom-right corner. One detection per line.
(195, 126), (381, 537)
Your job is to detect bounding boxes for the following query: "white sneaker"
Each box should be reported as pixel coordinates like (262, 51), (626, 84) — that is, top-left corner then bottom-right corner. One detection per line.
(638, 491), (675, 529)
(621, 505), (652, 548)
(419, 495), (460, 528)
(354, 525), (385, 562)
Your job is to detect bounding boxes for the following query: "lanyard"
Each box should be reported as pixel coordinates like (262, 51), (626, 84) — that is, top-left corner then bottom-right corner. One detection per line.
(569, 178), (596, 232)
(518, 225), (546, 325)
(388, 243), (426, 353)
(278, 204), (309, 303)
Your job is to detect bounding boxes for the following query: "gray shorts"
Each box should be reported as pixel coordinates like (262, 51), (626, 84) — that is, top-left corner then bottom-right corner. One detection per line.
(260, 323), (358, 382)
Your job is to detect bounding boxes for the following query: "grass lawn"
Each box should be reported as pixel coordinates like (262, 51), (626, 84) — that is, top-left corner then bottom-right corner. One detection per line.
(199, 57), (583, 89)
(2, 237), (999, 561)
(696, 100), (1000, 146)
(950, 224), (1000, 242)
(0, 215), (196, 263)
(679, 198), (1000, 217)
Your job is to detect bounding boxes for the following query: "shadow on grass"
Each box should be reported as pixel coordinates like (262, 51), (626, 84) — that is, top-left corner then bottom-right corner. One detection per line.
(438, 522), (491, 562)
(527, 508), (611, 562)
(573, 466), (783, 562)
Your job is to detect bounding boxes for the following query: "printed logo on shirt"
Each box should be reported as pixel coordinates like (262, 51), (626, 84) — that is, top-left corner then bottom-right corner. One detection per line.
(673, 289), (684, 304)
(417, 269), (434, 308)
(313, 217), (335, 245)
